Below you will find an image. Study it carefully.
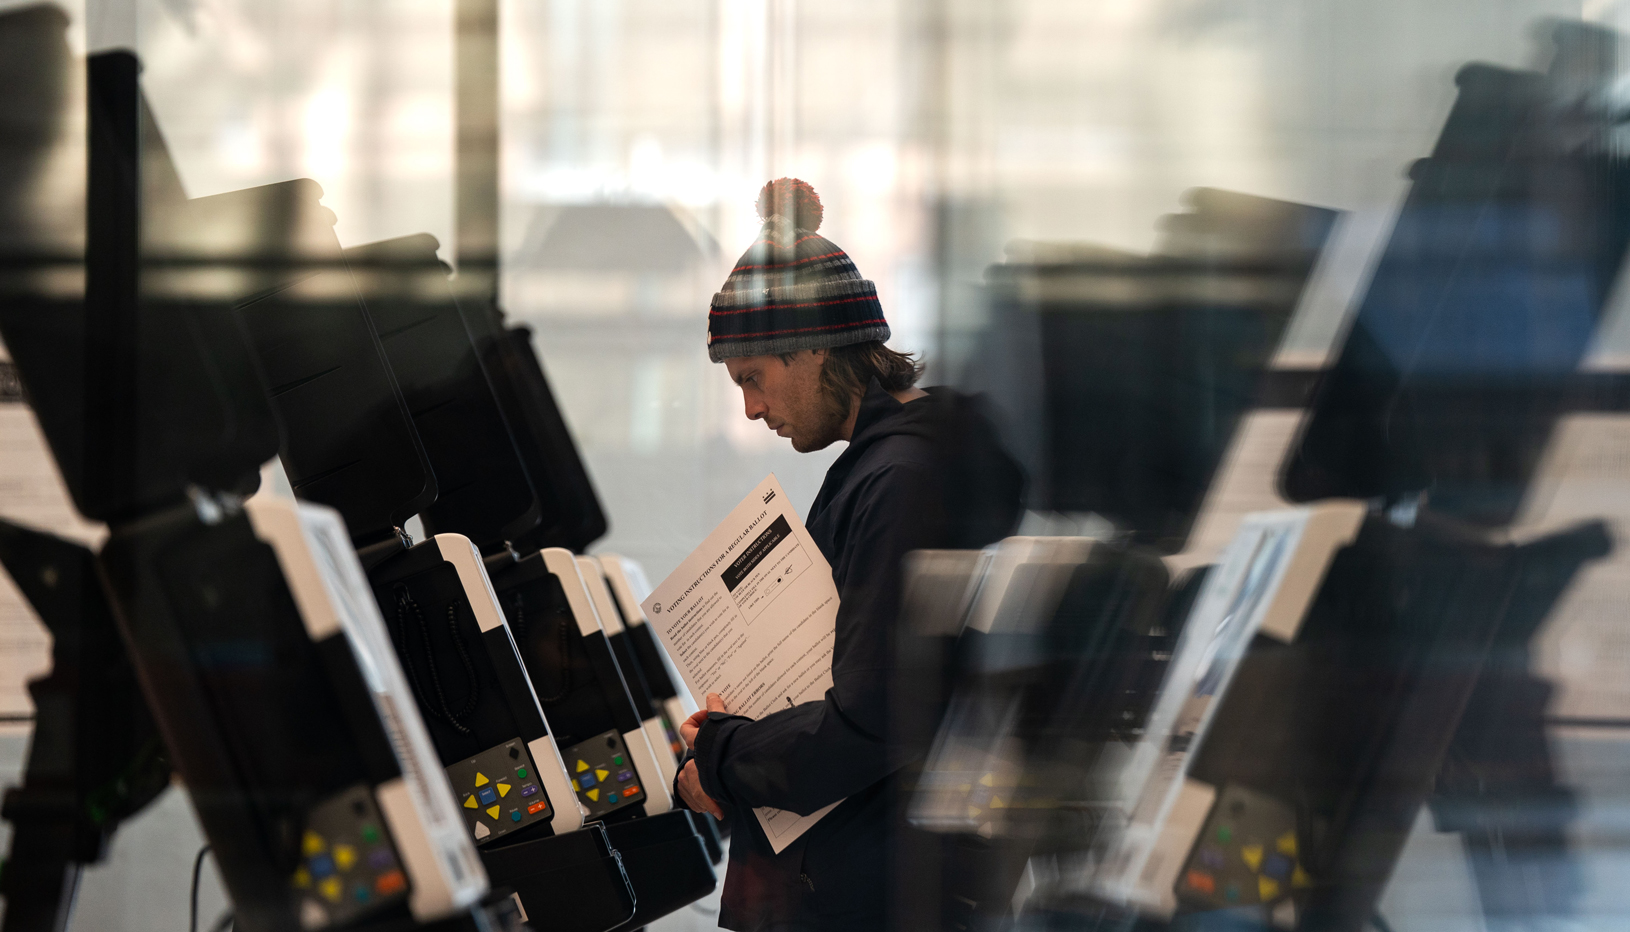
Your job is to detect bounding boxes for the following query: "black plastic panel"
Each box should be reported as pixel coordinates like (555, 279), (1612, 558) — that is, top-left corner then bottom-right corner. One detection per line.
(1283, 51), (1630, 523)
(348, 235), (540, 550)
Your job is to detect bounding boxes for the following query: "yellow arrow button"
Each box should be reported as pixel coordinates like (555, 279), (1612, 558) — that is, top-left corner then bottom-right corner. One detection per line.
(463, 795), (478, 809)
(586, 788), (600, 802)
(486, 805), (500, 820)
(576, 760), (590, 773)
(1259, 876), (1279, 901)
(302, 831), (325, 857)
(474, 772), (489, 787)
(596, 769), (609, 782)
(1241, 844), (1263, 872)
(1276, 831), (1297, 856)
(497, 782), (510, 798)
(1292, 865), (1313, 888)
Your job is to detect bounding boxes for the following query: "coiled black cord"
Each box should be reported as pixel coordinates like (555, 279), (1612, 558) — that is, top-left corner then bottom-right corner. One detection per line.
(394, 588), (480, 734)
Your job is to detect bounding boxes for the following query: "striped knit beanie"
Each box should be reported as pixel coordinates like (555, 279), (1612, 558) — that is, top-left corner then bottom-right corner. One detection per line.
(707, 178), (889, 362)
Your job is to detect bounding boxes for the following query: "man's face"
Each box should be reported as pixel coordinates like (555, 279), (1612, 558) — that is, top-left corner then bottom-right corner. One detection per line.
(724, 350), (850, 453)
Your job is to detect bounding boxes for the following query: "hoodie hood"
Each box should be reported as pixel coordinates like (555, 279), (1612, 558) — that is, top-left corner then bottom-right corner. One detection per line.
(817, 379), (1027, 550)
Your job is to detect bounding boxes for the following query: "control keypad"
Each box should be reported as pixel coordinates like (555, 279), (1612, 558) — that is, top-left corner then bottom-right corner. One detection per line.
(291, 785), (408, 929)
(565, 729), (645, 819)
(446, 738), (553, 845)
(1177, 784), (1313, 914)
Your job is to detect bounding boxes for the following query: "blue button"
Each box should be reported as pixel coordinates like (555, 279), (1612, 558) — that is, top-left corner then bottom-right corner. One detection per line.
(309, 855), (336, 879)
(618, 771), (633, 782)
(510, 810), (522, 822)
(578, 771), (597, 789)
(353, 885), (371, 904)
(1263, 854), (1293, 881)
(477, 787), (497, 806)
(520, 784), (538, 797)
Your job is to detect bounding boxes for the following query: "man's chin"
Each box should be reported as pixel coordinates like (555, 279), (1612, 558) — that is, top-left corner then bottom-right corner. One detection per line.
(790, 434), (836, 454)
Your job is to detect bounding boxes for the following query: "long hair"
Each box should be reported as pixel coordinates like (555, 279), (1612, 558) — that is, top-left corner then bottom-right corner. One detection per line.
(780, 341), (923, 403)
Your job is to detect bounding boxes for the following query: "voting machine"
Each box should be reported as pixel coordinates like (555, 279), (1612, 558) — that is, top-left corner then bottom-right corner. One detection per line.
(340, 236), (716, 927)
(0, 34), (506, 931)
(1017, 22), (1628, 932)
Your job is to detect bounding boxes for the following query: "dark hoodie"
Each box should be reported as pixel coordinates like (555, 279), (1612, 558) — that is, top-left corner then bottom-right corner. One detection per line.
(687, 380), (1025, 931)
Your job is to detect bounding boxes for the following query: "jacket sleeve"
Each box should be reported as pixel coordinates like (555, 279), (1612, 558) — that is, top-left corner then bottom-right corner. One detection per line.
(692, 461), (943, 816)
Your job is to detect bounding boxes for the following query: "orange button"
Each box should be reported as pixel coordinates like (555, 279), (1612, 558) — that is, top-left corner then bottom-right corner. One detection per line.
(626, 786), (640, 796)
(374, 870), (407, 896)
(527, 801), (547, 815)
(1185, 870), (1216, 896)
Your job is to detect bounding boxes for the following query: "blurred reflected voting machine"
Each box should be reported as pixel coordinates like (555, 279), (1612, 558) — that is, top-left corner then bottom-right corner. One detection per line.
(642, 474), (843, 852)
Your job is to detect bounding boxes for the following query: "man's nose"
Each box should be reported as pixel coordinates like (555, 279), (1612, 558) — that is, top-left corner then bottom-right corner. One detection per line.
(743, 395), (767, 421)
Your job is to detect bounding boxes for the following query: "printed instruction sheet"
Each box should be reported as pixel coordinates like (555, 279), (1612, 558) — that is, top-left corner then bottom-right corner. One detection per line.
(642, 474), (842, 853)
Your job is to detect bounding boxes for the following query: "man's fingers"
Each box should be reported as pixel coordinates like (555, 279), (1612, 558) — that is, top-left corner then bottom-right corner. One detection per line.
(677, 761), (724, 819)
(706, 692), (727, 713)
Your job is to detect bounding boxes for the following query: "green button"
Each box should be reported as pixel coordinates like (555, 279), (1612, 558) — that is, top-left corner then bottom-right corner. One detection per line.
(360, 824), (380, 843)
(1216, 826), (1232, 844)
(516, 767), (527, 778)
(612, 755), (624, 765)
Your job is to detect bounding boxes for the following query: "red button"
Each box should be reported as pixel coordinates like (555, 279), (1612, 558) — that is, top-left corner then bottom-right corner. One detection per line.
(1185, 870), (1216, 896)
(626, 786), (640, 796)
(527, 801), (546, 815)
(374, 870), (407, 896)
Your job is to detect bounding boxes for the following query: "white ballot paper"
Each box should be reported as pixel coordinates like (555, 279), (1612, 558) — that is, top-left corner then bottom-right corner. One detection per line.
(641, 474), (843, 853)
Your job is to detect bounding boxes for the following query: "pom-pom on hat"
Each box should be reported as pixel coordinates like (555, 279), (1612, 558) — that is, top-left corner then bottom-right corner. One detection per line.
(707, 178), (888, 363)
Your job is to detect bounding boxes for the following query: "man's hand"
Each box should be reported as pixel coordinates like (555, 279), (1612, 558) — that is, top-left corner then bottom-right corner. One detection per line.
(679, 692), (727, 749)
(677, 759), (723, 819)
(676, 693), (728, 820)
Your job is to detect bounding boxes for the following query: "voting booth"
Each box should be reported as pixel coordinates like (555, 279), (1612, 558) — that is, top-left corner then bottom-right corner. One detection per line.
(212, 185), (713, 926)
(902, 22), (1629, 932)
(0, 28), (510, 931)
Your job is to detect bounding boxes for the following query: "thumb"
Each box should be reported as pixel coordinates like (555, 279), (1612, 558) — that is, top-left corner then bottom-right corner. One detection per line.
(706, 693), (727, 713)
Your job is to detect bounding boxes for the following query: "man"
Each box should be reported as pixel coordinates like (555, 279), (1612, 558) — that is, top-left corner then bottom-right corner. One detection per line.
(671, 178), (1025, 931)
